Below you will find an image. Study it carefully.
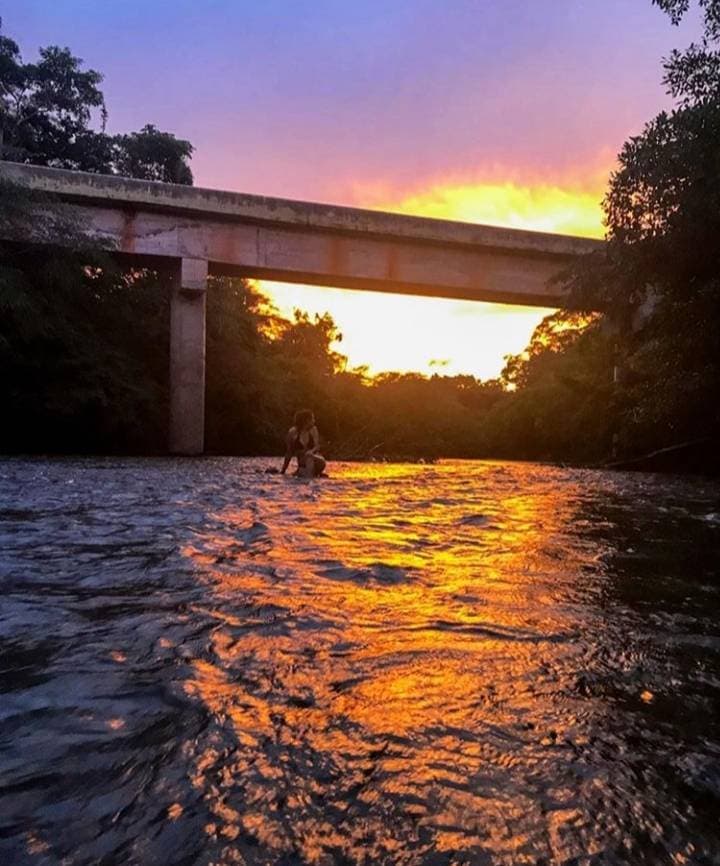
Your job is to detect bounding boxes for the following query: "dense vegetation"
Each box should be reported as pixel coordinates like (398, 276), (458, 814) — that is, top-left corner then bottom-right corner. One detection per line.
(0, 20), (192, 181)
(563, 0), (720, 463)
(1, 4), (719, 467)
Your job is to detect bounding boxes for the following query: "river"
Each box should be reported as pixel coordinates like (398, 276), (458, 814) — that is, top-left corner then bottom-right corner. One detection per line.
(1, 457), (719, 865)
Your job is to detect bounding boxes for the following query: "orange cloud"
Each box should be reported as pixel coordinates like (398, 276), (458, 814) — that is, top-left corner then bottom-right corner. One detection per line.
(351, 170), (609, 240)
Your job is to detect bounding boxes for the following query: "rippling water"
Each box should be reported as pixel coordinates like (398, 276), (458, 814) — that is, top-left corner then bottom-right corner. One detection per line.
(2, 458), (720, 865)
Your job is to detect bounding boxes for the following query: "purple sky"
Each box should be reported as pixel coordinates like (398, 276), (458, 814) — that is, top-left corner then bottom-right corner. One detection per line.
(3, 0), (699, 202)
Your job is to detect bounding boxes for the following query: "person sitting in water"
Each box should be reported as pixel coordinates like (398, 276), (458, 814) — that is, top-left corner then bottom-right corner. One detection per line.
(281, 409), (327, 478)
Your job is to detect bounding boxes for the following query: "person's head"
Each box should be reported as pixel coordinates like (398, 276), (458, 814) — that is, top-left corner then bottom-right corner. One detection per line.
(294, 409), (315, 431)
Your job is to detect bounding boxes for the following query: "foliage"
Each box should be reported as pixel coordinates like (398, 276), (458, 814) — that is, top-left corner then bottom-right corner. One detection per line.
(0, 24), (192, 451)
(0, 20), (193, 182)
(475, 313), (615, 462)
(112, 125), (194, 185)
(0, 181), (170, 452)
(0, 33), (107, 168)
(558, 0), (720, 459)
(653, 0), (720, 103)
(206, 285), (505, 460)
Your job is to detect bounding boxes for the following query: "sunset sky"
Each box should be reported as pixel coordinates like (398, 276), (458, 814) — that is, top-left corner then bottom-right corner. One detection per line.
(6, 1), (699, 378)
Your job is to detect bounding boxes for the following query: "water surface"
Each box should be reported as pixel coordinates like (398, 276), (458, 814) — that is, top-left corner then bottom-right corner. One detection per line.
(1, 458), (720, 865)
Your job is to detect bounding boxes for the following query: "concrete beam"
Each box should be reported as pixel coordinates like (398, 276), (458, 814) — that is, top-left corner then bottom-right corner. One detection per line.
(0, 161), (600, 257)
(0, 162), (603, 307)
(40, 201), (580, 307)
(169, 258), (207, 455)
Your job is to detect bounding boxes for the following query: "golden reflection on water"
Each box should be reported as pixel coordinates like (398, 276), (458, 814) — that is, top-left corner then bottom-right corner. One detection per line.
(179, 461), (610, 862)
(5, 456), (720, 865)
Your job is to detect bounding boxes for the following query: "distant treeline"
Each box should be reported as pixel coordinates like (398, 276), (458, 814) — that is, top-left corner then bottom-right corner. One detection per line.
(0, 242), (616, 463)
(1, 6), (719, 468)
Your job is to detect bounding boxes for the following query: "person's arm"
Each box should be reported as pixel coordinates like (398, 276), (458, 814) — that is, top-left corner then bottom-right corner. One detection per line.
(280, 430), (294, 474)
(307, 426), (320, 454)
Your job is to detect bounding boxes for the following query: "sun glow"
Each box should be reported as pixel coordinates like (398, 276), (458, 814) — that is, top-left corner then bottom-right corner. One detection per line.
(260, 174), (607, 380)
(357, 177), (606, 240)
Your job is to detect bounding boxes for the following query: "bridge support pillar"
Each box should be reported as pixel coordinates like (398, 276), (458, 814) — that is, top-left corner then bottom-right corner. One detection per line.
(169, 258), (208, 455)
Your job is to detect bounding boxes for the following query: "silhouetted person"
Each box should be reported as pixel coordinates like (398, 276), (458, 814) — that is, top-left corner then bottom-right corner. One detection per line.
(281, 409), (326, 477)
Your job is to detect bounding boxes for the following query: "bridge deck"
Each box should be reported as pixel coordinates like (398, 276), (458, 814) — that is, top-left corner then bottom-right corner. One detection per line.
(0, 161), (601, 307)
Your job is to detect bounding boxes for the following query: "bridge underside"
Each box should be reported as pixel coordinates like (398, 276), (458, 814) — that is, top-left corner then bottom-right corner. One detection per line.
(0, 162), (602, 454)
(84, 204), (573, 308)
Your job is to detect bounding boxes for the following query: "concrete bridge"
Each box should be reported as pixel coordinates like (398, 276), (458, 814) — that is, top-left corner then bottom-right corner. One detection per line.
(0, 162), (602, 455)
